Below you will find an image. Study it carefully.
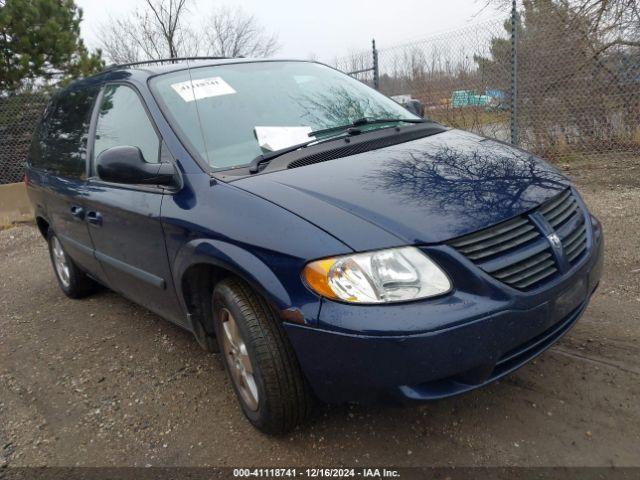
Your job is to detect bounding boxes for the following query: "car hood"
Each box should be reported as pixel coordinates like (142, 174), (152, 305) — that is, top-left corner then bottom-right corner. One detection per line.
(232, 129), (570, 251)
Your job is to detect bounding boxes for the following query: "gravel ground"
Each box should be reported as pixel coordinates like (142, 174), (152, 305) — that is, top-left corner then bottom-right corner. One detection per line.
(1, 157), (639, 468)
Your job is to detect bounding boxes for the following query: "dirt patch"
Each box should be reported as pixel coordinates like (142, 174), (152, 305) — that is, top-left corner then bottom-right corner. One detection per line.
(1, 157), (639, 467)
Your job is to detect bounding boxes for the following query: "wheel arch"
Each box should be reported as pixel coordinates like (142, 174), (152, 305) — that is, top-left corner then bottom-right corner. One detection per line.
(174, 238), (293, 351)
(35, 216), (50, 238)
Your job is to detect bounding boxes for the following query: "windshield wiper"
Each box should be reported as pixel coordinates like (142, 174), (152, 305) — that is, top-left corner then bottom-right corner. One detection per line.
(308, 117), (426, 138)
(248, 132), (351, 173)
(248, 118), (427, 174)
(249, 140), (315, 173)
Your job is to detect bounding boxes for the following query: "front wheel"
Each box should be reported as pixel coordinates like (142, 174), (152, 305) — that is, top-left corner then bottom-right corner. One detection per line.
(47, 230), (97, 298)
(212, 277), (314, 434)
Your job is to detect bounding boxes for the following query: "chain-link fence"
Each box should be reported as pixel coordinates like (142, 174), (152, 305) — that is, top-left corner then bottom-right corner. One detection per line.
(339, 17), (640, 164)
(0, 90), (50, 184)
(1, 13), (638, 185)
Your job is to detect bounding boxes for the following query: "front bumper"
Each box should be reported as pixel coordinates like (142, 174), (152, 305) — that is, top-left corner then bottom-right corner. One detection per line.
(284, 222), (603, 404)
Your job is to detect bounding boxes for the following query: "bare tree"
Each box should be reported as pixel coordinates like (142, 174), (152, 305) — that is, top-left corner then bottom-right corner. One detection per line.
(98, 19), (142, 63)
(98, 0), (191, 63)
(201, 7), (279, 58)
(482, 0), (640, 50)
(98, 2), (279, 63)
(571, 0), (640, 50)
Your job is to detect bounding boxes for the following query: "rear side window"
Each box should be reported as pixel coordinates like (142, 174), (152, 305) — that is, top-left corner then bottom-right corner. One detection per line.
(93, 84), (160, 165)
(42, 86), (99, 178)
(29, 100), (55, 170)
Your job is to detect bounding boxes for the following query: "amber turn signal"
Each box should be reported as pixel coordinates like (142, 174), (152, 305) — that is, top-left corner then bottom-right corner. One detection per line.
(302, 258), (339, 300)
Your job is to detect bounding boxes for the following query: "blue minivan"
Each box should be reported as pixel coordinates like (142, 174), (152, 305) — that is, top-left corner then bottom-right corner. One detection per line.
(25, 58), (603, 434)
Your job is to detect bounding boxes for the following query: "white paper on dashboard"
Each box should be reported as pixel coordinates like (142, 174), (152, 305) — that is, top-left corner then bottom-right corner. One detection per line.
(171, 77), (236, 102)
(254, 126), (314, 151)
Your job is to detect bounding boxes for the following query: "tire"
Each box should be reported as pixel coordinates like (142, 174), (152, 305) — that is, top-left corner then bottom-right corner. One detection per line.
(47, 230), (97, 299)
(212, 277), (314, 434)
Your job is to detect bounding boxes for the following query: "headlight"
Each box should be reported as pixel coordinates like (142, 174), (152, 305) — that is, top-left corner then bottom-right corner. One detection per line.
(303, 246), (451, 304)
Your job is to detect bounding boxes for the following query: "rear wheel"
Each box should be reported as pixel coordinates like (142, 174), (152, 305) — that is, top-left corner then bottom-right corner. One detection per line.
(47, 230), (97, 298)
(212, 277), (314, 434)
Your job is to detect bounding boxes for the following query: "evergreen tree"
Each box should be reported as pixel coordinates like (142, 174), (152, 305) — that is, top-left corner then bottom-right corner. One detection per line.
(474, 0), (623, 155)
(0, 0), (104, 91)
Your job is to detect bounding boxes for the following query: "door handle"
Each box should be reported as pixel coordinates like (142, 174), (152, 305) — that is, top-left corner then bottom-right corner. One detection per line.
(86, 211), (103, 226)
(70, 205), (85, 220)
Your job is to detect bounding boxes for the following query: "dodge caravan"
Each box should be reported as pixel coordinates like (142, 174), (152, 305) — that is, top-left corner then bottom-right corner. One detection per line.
(25, 59), (604, 433)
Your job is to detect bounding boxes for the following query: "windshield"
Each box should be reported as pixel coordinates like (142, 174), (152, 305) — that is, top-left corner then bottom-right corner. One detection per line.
(150, 61), (419, 170)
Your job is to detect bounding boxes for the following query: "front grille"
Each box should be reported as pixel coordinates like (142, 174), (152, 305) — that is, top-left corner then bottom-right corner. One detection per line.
(539, 189), (588, 265)
(564, 224), (588, 264)
(491, 250), (558, 289)
(449, 188), (589, 291)
(449, 216), (540, 261)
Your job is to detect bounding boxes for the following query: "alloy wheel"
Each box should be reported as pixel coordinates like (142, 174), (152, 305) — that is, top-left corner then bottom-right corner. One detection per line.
(51, 237), (71, 288)
(220, 307), (259, 411)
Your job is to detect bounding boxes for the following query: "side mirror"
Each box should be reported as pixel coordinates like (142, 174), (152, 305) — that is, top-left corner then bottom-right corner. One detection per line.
(405, 99), (425, 118)
(96, 146), (176, 186)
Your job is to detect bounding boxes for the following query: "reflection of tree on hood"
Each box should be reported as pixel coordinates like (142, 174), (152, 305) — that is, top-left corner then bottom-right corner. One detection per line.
(365, 140), (567, 224)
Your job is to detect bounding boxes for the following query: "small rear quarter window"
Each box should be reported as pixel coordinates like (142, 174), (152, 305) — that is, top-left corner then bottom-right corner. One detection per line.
(35, 85), (99, 179)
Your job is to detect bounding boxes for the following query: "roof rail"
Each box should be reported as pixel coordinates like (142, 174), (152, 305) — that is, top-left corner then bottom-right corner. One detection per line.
(103, 56), (234, 71)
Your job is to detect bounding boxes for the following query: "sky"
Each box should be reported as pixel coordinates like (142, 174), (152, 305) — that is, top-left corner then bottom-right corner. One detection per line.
(76, 0), (505, 62)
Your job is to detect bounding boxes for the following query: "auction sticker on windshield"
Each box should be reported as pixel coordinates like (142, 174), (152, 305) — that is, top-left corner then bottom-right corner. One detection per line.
(171, 77), (236, 102)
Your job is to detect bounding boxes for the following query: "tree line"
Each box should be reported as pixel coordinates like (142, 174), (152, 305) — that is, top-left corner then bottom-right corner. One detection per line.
(0, 0), (279, 92)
